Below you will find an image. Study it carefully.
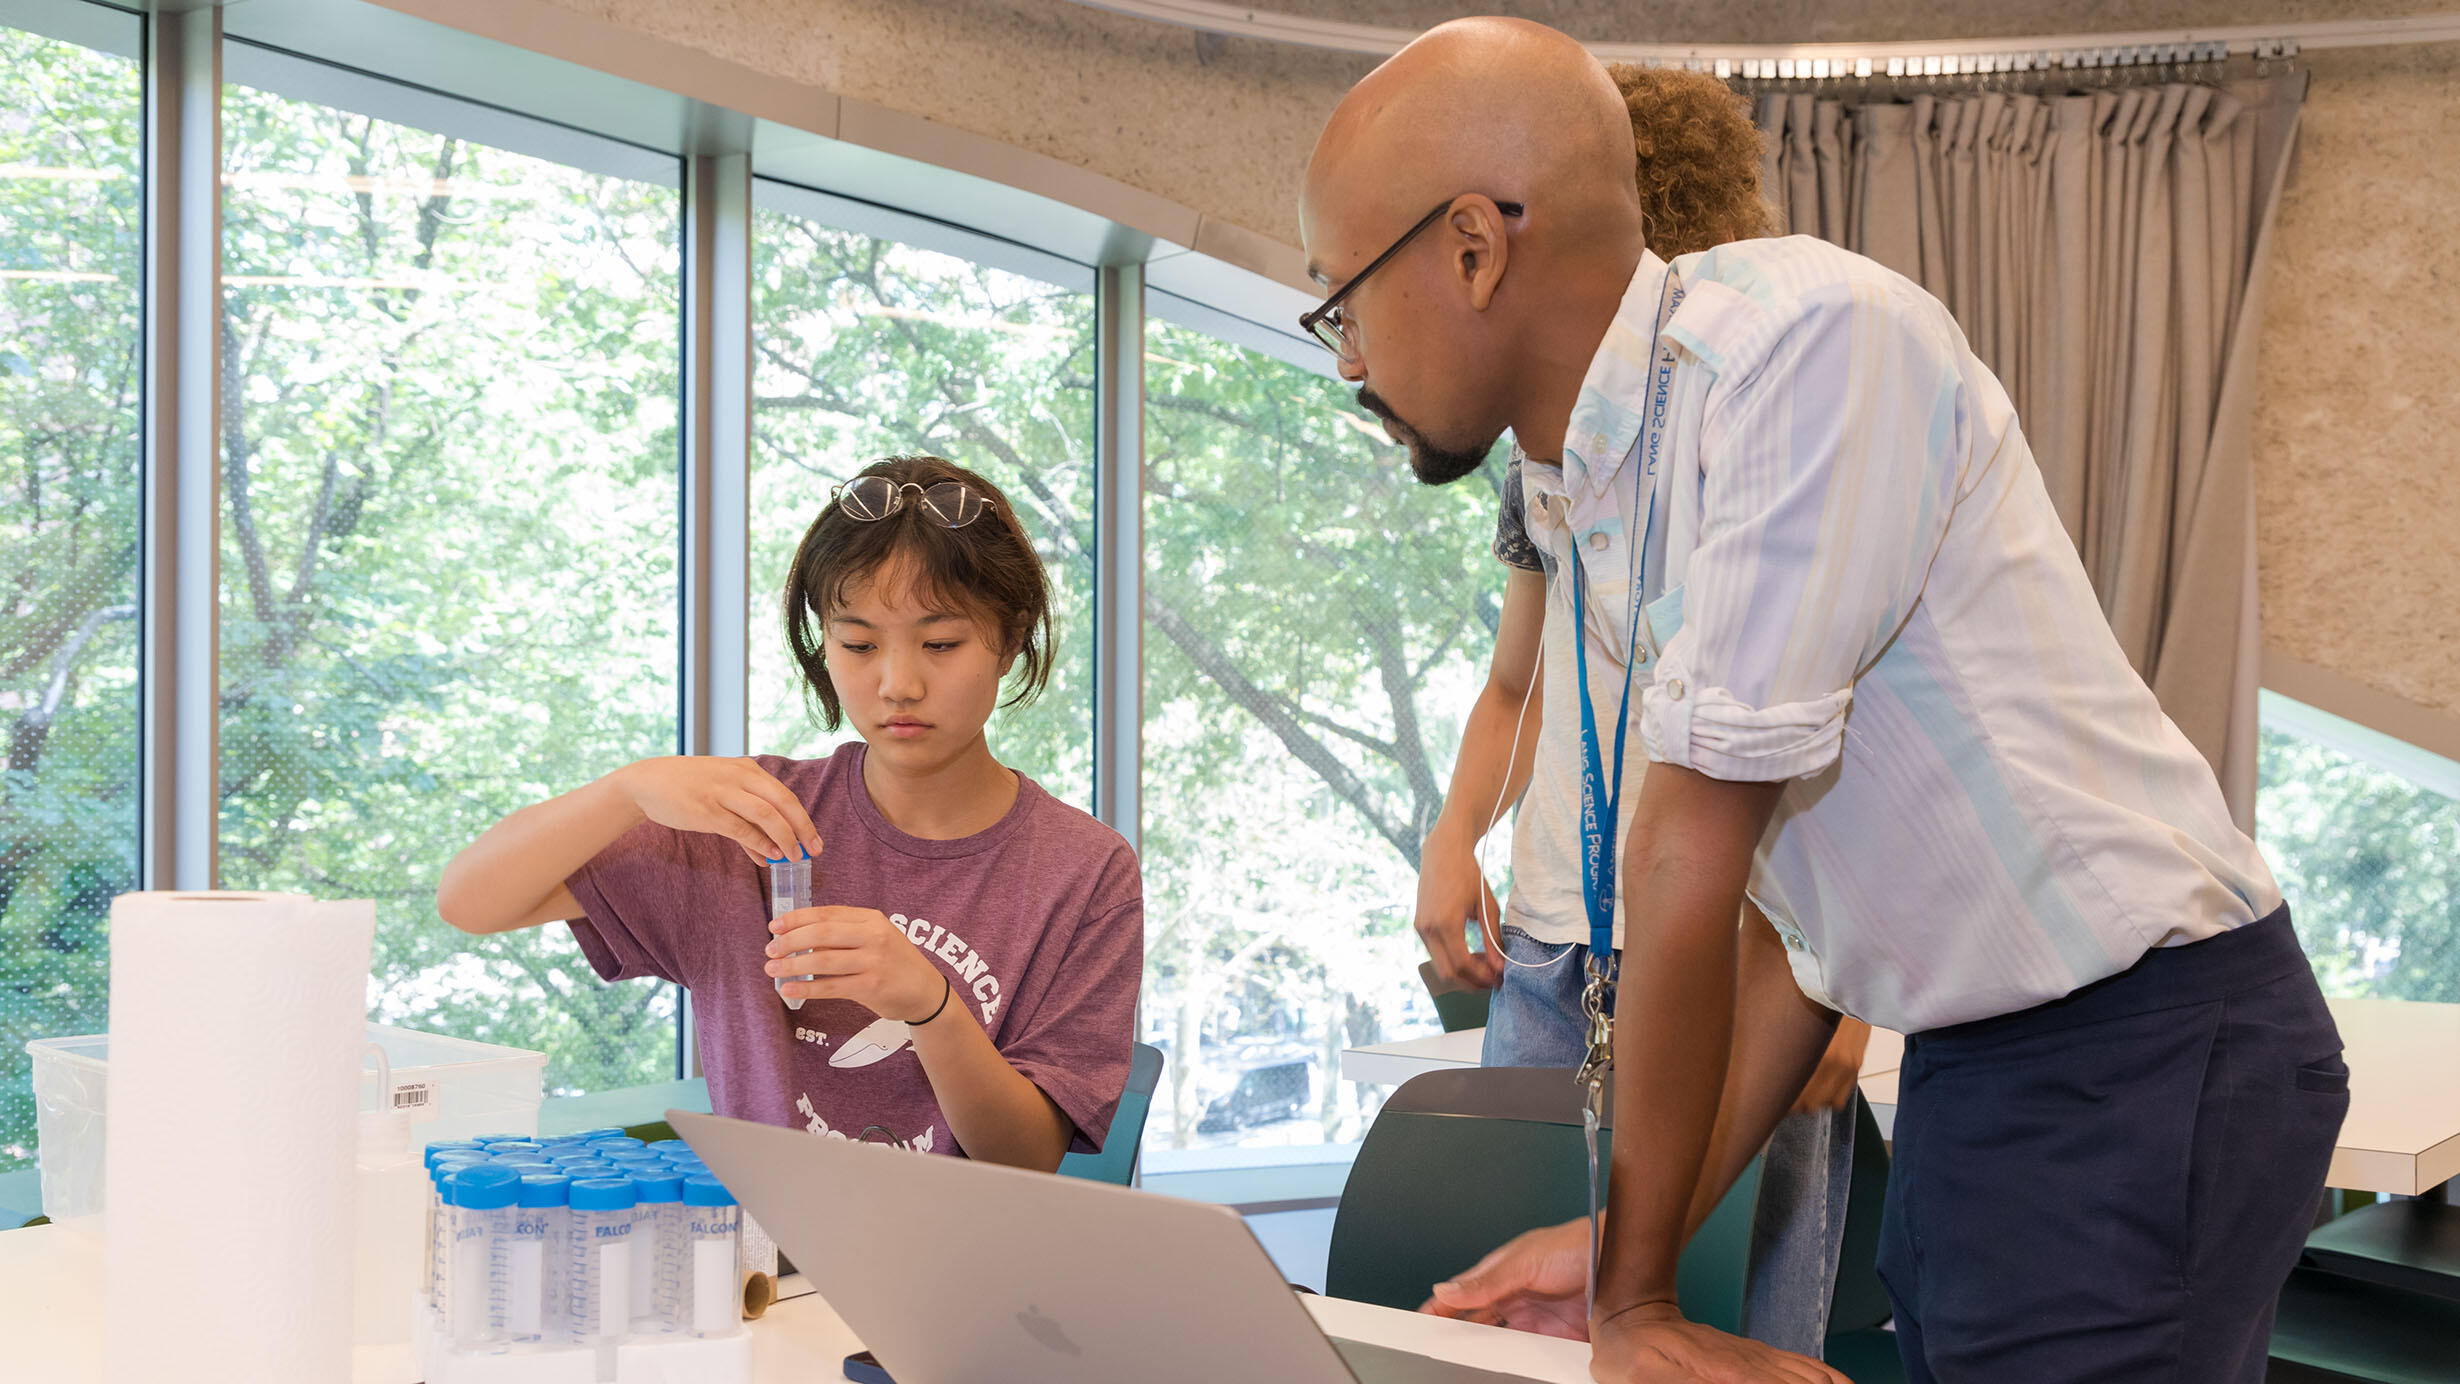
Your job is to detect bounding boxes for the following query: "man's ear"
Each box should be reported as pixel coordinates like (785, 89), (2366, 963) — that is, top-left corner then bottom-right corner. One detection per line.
(1449, 198), (1512, 312)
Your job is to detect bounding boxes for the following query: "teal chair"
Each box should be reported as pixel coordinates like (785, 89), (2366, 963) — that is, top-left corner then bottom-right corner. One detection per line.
(1417, 960), (1493, 1034)
(2266, 1263), (2460, 1381)
(2299, 1197), (2460, 1304)
(1322, 1066), (1765, 1332)
(2263, 1196), (2460, 1381)
(1058, 1043), (1164, 1187)
(0, 1168), (45, 1230)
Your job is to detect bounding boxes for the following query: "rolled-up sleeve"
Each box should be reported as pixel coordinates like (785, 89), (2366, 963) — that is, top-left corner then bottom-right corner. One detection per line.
(1642, 276), (1966, 782)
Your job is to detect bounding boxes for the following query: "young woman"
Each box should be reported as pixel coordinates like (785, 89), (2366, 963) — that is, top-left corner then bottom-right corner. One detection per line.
(438, 455), (1142, 1171)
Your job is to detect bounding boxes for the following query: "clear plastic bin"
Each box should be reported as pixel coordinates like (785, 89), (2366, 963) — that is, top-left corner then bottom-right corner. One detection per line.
(26, 1022), (547, 1226)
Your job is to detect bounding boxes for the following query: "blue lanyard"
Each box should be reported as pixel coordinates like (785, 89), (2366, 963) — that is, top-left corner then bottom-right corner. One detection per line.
(1567, 268), (1683, 961)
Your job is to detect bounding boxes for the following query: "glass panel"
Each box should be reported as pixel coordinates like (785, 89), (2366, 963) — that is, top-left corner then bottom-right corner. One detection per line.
(1140, 319), (1508, 1163)
(0, 14), (142, 1175)
(2259, 698), (2460, 1001)
(217, 76), (683, 1093)
(748, 192), (1095, 807)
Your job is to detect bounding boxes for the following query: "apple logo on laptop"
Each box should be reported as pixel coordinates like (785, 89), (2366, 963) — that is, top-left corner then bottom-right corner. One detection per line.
(1015, 1305), (1081, 1356)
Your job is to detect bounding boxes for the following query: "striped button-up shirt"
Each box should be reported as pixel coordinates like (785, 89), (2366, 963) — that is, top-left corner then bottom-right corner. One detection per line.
(1555, 237), (2278, 1034)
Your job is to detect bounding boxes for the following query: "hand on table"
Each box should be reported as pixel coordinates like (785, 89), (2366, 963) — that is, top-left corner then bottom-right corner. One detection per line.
(1789, 1016), (1871, 1116)
(616, 756), (824, 864)
(1414, 829), (1505, 991)
(1420, 1218), (1590, 1340)
(765, 907), (949, 1022)
(1592, 1303), (1849, 1384)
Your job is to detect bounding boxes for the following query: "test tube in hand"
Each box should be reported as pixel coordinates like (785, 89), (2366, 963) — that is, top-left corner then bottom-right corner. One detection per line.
(769, 849), (814, 1011)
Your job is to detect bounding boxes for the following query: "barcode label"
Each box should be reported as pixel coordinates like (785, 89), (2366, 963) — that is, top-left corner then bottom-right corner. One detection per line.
(391, 1080), (440, 1121)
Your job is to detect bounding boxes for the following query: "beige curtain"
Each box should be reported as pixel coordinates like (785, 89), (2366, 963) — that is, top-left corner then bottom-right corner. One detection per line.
(1755, 74), (2307, 828)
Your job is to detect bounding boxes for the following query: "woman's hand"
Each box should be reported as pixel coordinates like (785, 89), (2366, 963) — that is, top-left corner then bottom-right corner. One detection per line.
(1421, 1218), (1592, 1339)
(1788, 1016), (1870, 1116)
(764, 907), (948, 1023)
(614, 756), (823, 864)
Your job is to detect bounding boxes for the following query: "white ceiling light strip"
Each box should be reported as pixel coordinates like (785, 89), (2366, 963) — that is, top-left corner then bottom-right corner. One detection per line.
(1060, 1), (2460, 71)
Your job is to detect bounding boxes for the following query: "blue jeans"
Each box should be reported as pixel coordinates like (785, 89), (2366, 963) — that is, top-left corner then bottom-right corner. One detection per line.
(1482, 926), (1854, 1358)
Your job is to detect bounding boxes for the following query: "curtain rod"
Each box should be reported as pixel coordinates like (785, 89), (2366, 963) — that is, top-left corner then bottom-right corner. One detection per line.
(1062, 2), (2460, 76)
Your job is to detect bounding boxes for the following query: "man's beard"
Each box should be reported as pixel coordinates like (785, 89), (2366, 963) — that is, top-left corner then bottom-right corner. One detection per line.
(1358, 387), (1497, 486)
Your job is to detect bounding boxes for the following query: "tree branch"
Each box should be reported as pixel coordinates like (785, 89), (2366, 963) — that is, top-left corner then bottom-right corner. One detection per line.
(1143, 589), (1421, 868)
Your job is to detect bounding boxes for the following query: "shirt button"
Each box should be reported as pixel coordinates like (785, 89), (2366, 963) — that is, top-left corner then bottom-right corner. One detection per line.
(1665, 678), (1685, 701)
(1587, 532), (1608, 551)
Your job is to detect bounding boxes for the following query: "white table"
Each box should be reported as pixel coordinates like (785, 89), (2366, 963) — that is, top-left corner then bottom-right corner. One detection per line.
(1342, 1024), (1906, 1088)
(0, 1220), (1592, 1384)
(1348, 999), (2460, 1197)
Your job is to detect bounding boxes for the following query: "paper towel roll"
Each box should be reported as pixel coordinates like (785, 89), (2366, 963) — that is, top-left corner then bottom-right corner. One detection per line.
(103, 891), (375, 1384)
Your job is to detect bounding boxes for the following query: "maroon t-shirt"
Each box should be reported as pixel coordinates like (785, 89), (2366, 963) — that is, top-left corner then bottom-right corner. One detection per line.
(566, 744), (1142, 1157)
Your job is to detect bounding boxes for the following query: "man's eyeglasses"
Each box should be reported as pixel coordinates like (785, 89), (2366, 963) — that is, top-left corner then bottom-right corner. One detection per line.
(1298, 196), (1525, 361)
(831, 477), (996, 529)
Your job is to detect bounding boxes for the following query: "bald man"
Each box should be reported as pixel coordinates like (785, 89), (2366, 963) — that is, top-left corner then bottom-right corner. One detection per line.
(1299, 18), (2342, 1384)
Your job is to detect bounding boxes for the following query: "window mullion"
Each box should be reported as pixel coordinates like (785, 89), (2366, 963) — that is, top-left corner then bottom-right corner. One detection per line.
(1092, 261), (1145, 853)
(139, 5), (222, 892)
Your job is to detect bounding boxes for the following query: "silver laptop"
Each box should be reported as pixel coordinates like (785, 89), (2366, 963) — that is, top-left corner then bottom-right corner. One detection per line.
(669, 1108), (1547, 1384)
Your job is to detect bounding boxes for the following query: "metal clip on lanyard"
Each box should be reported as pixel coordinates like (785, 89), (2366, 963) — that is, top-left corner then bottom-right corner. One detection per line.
(1567, 266), (1683, 1327)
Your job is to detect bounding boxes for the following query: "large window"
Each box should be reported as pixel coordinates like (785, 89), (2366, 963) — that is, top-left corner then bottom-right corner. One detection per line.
(215, 67), (684, 1093)
(749, 185), (1096, 805)
(0, 12), (142, 1174)
(2, 6), (1549, 1183)
(1139, 311), (1507, 1161)
(2259, 691), (2460, 1001)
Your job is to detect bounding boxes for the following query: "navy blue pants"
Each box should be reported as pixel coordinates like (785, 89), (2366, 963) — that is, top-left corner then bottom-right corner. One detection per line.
(1877, 906), (2347, 1382)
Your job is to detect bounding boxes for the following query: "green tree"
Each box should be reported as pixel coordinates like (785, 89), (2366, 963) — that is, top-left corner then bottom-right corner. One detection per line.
(210, 83), (686, 1097)
(2258, 726), (2460, 1002)
(0, 25), (142, 1170)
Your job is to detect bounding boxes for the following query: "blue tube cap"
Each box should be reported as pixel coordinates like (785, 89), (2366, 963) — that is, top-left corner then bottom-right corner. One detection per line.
(568, 1177), (637, 1212)
(495, 1160), (560, 1177)
(473, 1133), (530, 1146)
(585, 1137), (646, 1153)
(518, 1174), (573, 1208)
(485, 1141), (546, 1156)
(681, 1175), (735, 1209)
(449, 1165), (523, 1210)
(632, 1172), (685, 1204)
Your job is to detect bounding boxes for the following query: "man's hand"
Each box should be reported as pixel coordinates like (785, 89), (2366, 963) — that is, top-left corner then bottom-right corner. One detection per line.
(1789, 1016), (1870, 1116)
(764, 907), (948, 1022)
(1592, 1303), (1848, 1384)
(1415, 826), (1505, 991)
(1420, 1218), (1589, 1339)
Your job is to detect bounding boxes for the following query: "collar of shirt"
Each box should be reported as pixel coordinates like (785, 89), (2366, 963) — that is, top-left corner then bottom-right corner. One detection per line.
(1559, 250), (1676, 507)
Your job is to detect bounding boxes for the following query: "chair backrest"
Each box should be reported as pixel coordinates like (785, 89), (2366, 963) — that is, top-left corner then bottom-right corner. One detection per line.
(1417, 960), (1494, 1034)
(1324, 1066), (1765, 1333)
(1057, 1042), (1165, 1186)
